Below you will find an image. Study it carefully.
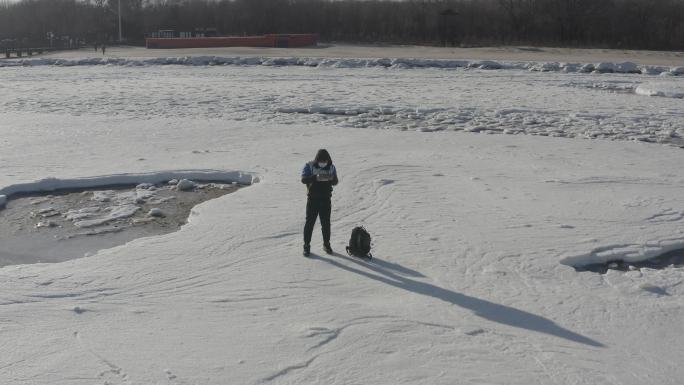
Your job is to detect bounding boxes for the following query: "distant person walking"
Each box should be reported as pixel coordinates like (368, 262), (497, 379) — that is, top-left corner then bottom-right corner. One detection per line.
(94, 42), (98, 52)
(301, 149), (338, 256)
(101, 44), (106, 55)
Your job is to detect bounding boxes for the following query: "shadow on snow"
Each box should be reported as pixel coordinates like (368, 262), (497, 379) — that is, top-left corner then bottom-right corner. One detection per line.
(309, 252), (604, 348)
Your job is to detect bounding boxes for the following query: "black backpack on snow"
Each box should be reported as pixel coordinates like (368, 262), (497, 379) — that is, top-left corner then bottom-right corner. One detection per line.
(346, 226), (372, 259)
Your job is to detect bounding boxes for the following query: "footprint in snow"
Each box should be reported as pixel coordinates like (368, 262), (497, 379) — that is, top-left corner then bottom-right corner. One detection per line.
(165, 369), (177, 380)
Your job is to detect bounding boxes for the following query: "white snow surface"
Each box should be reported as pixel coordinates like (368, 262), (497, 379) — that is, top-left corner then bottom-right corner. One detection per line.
(1, 63), (684, 384)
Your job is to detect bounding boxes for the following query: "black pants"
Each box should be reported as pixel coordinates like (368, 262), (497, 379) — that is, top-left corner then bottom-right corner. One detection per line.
(304, 198), (331, 245)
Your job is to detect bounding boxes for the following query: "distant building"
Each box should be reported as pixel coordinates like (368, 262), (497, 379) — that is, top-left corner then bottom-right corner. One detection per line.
(149, 28), (220, 39)
(146, 33), (318, 49)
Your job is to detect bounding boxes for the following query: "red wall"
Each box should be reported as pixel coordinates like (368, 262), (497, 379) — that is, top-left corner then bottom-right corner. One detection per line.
(146, 34), (317, 49)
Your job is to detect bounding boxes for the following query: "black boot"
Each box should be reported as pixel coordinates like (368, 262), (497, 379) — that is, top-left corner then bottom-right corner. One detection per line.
(303, 244), (311, 257)
(323, 243), (333, 254)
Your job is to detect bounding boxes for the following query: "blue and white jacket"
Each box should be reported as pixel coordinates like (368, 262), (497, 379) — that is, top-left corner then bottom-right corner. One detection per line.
(301, 161), (338, 199)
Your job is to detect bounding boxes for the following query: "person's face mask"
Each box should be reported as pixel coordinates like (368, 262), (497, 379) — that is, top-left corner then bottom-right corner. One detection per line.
(318, 161), (328, 168)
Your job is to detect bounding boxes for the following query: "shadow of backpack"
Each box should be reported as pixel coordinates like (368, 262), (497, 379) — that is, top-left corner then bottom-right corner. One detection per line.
(346, 226), (372, 259)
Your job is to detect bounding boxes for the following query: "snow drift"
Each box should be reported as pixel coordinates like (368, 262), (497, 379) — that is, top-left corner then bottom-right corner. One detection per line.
(635, 82), (684, 98)
(560, 237), (684, 267)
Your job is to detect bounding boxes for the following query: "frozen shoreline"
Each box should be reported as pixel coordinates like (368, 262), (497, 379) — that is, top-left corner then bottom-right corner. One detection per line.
(22, 44), (684, 67)
(0, 170), (257, 199)
(3, 54), (684, 78)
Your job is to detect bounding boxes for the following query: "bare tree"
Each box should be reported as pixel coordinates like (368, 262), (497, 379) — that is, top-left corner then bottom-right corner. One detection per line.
(0, 0), (682, 50)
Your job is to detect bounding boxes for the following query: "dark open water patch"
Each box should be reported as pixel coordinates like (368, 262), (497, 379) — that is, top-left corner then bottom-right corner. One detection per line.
(575, 248), (684, 274)
(0, 180), (243, 267)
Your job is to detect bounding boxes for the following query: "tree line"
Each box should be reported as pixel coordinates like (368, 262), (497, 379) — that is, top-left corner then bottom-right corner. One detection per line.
(0, 0), (682, 50)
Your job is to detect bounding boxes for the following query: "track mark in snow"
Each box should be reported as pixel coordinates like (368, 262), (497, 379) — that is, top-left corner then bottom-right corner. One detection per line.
(260, 356), (317, 383)
(27, 287), (118, 301)
(304, 327), (342, 351)
(74, 331), (131, 384)
(463, 327), (486, 336)
(376, 179), (395, 186)
(163, 368), (194, 385)
(533, 356), (563, 385)
(302, 315), (402, 352)
(551, 176), (676, 186)
(265, 231), (300, 240)
(208, 294), (288, 303)
(646, 209), (684, 223)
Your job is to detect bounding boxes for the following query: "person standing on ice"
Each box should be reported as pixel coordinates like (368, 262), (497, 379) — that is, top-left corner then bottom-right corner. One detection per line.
(301, 149), (338, 257)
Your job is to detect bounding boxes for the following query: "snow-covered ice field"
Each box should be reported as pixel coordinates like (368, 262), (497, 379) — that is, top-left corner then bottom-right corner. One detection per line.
(1, 51), (684, 384)
(1, 62), (683, 144)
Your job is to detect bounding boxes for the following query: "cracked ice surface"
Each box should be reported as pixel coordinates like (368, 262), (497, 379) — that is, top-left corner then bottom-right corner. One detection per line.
(1, 64), (683, 146)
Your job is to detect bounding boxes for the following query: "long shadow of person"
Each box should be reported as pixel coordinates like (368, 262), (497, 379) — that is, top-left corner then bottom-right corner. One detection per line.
(309, 252), (604, 348)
